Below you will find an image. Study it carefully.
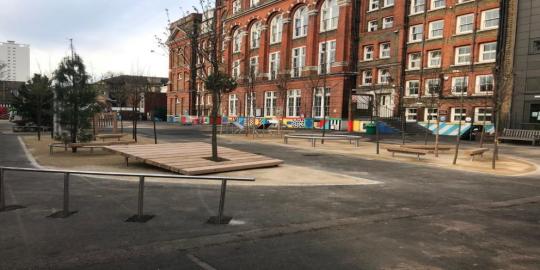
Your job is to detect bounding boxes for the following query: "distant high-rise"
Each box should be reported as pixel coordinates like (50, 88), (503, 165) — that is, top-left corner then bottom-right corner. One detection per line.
(0, 41), (30, 82)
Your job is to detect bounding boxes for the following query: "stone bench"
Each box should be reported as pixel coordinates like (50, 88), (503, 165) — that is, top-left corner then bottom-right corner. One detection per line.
(95, 133), (126, 142)
(463, 148), (490, 161)
(284, 134), (362, 147)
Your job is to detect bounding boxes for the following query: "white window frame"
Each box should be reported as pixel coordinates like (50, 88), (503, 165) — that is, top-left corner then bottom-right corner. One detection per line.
(474, 107), (492, 123)
(368, 20), (378, 32)
(291, 46), (306, 78)
(269, 52), (280, 80)
(368, 0), (379, 11)
(428, 20), (444, 39)
(362, 70), (373, 85)
(481, 8), (499, 30)
(250, 22), (261, 49)
(232, 60), (241, 79)
(319, 40), (336, 74)
(383, 17), (394, 29)
(425, 78), (441, 96)
(406, 80), (420, 97)
(378, 69), (391, 85)
(479, 42), (497, 63)
(270, 14), (283, 44)
(245, 92), (256, 117)
(455, 46), (471, 65)
(451, 76), (469, 95)
(408, 52), (422, 70)
(264, 91), (277, 117)
(293, 6), (308, 38)
(451, 108), (467, 122)
(232, 0), (241, 14)
(380, 43), (391, 59)
(384, 0), (394, 8)
(320, 0), (339, 32)
(233, 29), (242, 53)
(427, 50), (442, 68)
(409, 24), (424, 43)
(286, 89), (302, 117)
(363, 45), (374, 61)
(475, 74), (494, 94)
(456, 14), (474, 35)
(424, 108), (438, 121)
(406, 108), (418, 122)
(411, 0), (425, 15)
(312, 87), (330, 118)
(430, 0), (445, 10)
(249, 56), (259, 77)
(228, 94), (239, 116)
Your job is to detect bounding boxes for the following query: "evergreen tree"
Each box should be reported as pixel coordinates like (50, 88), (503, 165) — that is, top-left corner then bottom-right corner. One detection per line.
(54, 53), (99, 149)
(11, 74), (54, 140)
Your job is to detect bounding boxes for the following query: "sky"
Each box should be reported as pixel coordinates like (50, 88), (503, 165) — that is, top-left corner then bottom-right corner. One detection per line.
(0, 0), (198, 80)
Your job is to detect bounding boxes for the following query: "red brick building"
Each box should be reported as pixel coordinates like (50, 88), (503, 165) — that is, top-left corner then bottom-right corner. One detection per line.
(167, 0), (502, 132)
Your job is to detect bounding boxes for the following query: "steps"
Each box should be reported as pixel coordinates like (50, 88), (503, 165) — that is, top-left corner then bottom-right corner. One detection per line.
(380, 117), (432, 136)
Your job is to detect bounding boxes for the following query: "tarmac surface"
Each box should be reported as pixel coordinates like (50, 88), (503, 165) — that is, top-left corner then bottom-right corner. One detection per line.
(1, 120), (540, 269)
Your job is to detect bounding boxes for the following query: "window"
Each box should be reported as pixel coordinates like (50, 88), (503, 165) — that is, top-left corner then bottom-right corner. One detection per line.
(406, 80), (420, 96)
(245, 92), (256, 117)
(270, 15), (283, 44)
(291, 46), (306, 78)
(409, 24), (424, 42)
(313, 88), (330, 118)
(264, 91), (277, 116)
(451, 108), (467, 122)
(452, 76), (468, 94)
(455, 46), (471, 65)
(481, 8), (499, 30)
(363, 45), (374, 61)
(428, 50), (442, 68)
(475, 107), (492, 123)
(320, 0), (339, 32)
(383, 17), (394, 29)
(430, 0), (445, 10)
(249, 56), (259, 77)
(228, 94), (239, 116)
(319, 40), (336, 74)
(479, 42), (497, 62)
(380, 43), (391, 59)
(529, 104), (540, 123)
(428, 20), (444, 39)
(457, 0), (473, 3)
(411, 0), (425, 15)
(425, 108), (438, 121)
(232, 0), (241, 14)
(269, 52), (280, 80)
(425, 78), (441, 95)
(362, 70), (373, 85)
(476, 74), (494, 93)
(250, 0), (259, 7)
(408, 52), (422, 70)
(250, 22), (261, 49)
(368, 20), (378, 32)
(293, 6), (308, 38)
(233, 29), (242, 53)
(287, 89), (302, 117)
(456, 14), (474, 34)
(232, 60), (241, 79)
(384, 0), (394, 7)
(406, 108), (418, 122)
(378, 69), (391, 84)
(369, 0), (379, 11)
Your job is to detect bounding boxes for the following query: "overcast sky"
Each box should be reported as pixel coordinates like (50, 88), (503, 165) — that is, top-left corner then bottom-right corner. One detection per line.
(0, 0), (198, 80)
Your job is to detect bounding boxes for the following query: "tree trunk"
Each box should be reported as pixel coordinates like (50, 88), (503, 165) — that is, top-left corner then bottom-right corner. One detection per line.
(211, 92), (219, 161)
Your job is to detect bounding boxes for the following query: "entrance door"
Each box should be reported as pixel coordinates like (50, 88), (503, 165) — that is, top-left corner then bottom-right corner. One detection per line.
(378, 94), (392, 118)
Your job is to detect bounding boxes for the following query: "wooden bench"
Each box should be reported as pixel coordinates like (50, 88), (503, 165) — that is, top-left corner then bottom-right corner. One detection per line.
(499, 128), (540, 146)
(386, 146), (428, 160)
(50, 140), (136, 154)
(463, 148), (490, 161)
(284, 134), (362, 147)
(399, 144), (452, 152)
(95, 133), (126, 142)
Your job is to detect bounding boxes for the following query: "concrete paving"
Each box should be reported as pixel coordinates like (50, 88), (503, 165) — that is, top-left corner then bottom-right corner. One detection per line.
(1, 120), (540, 269)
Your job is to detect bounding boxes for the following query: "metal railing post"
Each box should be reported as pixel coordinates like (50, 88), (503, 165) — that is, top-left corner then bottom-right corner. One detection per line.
(137, 176), (145, 219)
(218, 179), (227, 224)
(0, 168), (5, 211)
(63, 172), (70, 216)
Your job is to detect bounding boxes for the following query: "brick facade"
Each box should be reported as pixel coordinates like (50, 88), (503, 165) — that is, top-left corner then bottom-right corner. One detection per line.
(167, 0), (505, 127)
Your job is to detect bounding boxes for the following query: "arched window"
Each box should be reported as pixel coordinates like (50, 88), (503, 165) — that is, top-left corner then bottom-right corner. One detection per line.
(270, 14), (283, 44)
(250, 21), (261, 49)
(320, 0), (339, 32)
(233, 28), (242, 53)
(293, 6), (308, 38)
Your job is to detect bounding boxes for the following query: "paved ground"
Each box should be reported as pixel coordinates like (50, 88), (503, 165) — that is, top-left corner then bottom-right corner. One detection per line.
(1, 120), (540, 270)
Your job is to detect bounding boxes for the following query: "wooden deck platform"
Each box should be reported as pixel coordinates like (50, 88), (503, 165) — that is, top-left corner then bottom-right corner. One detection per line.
(104, 142), (283, 175)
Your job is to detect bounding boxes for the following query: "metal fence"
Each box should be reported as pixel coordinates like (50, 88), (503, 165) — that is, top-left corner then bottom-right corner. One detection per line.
(0, 166), (255, 224)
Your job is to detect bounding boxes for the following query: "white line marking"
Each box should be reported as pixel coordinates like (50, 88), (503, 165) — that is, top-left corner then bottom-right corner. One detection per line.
(17, 136), (42, 169)
(186, 253), (217, 270)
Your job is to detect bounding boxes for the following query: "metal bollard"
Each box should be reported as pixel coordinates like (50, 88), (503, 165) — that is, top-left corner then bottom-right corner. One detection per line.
(208, 179), (232, 224)
(126, 175), (153, 222)
(0, 168), (5, 211)
(137, 175), (144, 218)
(63, 172), (70, 216)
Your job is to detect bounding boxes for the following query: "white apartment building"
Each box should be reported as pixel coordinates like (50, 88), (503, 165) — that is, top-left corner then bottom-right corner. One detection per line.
(0, 41), (30, 82)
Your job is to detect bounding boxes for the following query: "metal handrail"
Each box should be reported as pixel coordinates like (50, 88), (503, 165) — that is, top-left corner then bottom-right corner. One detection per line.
(0, 166), (255, 224)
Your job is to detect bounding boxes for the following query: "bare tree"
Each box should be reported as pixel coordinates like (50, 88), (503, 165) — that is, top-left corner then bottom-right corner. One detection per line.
(275, 72), (291, 136)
